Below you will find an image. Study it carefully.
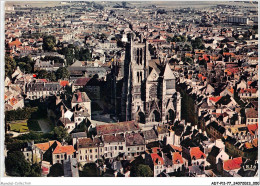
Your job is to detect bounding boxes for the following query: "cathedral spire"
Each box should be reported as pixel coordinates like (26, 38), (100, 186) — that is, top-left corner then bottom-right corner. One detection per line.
(163, 62), (175, 80)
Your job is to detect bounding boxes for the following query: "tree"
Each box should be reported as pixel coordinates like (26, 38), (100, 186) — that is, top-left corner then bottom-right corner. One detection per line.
(191, 37), (205, 49)
(48, 163), (64, 177)
(55, 67), (70, 80)
(5, 55), (16, 78)
(15, 55), (34, 73)
(53, 126), (70, 142)
(37, 70), (48, 79)
(29, 163), (42, 177)
(136, 164), (153, 177)
(5, 151), (31, 177)
(79, 163), (100, 177)
(43, 35), (56, 51)
(47, 72), (56, 81)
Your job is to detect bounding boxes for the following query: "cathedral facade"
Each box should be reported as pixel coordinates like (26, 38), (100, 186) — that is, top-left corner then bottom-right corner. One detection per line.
(121, 36), (181, 125)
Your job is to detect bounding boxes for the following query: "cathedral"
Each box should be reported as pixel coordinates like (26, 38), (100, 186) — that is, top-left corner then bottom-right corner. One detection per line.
(120, 35), (181, 125)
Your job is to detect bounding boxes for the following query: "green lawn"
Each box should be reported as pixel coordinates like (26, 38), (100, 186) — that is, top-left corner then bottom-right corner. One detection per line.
(8, 120), (29, 133)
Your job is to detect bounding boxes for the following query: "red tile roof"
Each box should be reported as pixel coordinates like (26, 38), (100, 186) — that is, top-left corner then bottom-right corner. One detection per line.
(35, 141), (61, 151)
(247, 123), (258, 136)
(60, 80), (69, 87)
(9, 39), (22, 47)
(209, 96), (222, 103)
(239, 88), (257, 94)
(151, 153), (164, 165)
(172, 152), (184, 164)
(53, 145), (75, 155)
(190, 147), (206, 160)
(223, 157), (242, 171)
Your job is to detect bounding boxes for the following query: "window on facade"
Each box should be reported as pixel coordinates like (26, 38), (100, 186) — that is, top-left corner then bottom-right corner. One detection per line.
(85, 150), (87, 153)
(119, 146), (123, 150)
(90, 149), (92, 153)
(85, 155), (87, 160)
(80, 156), (82, 160)
(57, 155), (60, 159)
(256, 119), (258, 122)
(115, 146), (117, 150)
(128, 148), (130, 151)
(90, 155), (92, 160)
(100, 148), (102, 152)
(141, 147), (143, 151)
(110, 147), (113, 151)
(105, 147), (107, 151)
(149, 84), (157, 98)
(61, 155), (63, 159)
(95, 155), (97, 158)
(137, 147), (139, 151)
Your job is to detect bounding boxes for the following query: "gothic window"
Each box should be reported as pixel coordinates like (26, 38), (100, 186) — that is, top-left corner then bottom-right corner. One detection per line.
(140, 48), (143, 65)
(137, 112), (145, 124)
(137, 48), (140, 65)
(151, 110), (160, 122)
(149, 84), (157, 98)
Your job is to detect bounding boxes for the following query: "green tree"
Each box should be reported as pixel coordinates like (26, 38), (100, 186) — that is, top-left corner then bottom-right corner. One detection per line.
(5, 55), (16, 78)
(55, 67), (70, 80)
(37, 70), (48, 79)
(79, 163), (100, 177)
(191, 37), (205, 49)
(48, 163), (64, 177)
(47, 72), (56, 81)
(29, 163), (42, 177)
(5, 151), (31, 177)
(43, 35), (56, 51)
(53, 126), (70, 142)
(136, 164), (153, 177)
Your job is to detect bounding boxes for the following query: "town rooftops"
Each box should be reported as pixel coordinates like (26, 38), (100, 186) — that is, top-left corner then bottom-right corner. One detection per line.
(245, 108), (258, 118)
(208, 121), (225, 134)
(151, 153), (164, 166)
(190, 147), (206, 160)
(208, 146), (220, 157)
(77, 137), (102, 148)
(247, 123), (258, 136)
(96, 121), (139, 136)
(125, 132), (145, 146)
(53, 145), (75, 155)
(71, 132), (87, 139)
(172, 152), (184, 164)
(26, 82), (61, 92)
(71, 91), (90, 103)
(223, 157), (242, 171)
(142, 129), (157, 140)
(103, 134), (125, 143)
(74, 77), (91, 86)
(35, 140), (61, 151)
